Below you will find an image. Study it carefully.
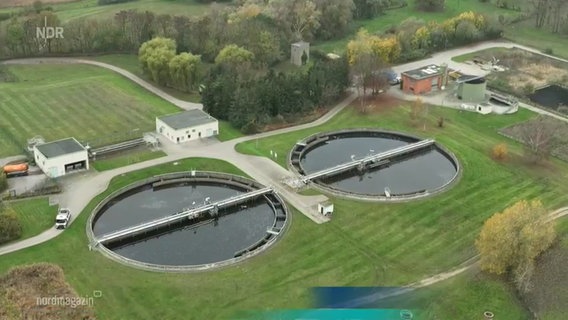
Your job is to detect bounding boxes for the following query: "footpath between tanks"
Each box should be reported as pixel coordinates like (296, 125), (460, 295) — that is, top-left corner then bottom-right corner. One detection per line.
(0, 41), (567, 295)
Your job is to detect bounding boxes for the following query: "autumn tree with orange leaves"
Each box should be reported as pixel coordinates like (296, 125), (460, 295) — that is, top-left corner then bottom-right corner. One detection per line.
(475, 200), (556, 292)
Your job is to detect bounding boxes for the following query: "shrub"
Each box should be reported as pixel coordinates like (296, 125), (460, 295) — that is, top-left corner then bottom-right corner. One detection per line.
(492, 143), (508, 160)
(523, 83), (535, 95)
(0, 207), (23, 244)
(543, 48), (554, 55)
(98, 0), (137, 5)
(0, 170), (7, 193)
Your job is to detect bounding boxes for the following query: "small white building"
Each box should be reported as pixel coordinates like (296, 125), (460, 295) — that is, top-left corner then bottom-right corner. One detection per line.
(318, 200), (334, 217)
(33, 137), (89, 178)
(476, 102), (492, 115)
(156, 109), (219, 144)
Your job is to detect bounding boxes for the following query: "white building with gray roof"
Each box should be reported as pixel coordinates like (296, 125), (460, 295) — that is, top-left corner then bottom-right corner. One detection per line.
(156, 109), (218, 144)
(33, 137), (89, 178)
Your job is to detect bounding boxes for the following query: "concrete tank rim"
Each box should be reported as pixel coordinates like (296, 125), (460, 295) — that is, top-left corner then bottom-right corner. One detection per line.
(85, 170), (290, 272)
(287, 128), (461, 202)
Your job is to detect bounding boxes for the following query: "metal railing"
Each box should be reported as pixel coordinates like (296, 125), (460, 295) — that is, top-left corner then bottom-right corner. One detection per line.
(96, 187), (273, 245)
(300, 139), (435, 183)
(86, 171), (290, 272)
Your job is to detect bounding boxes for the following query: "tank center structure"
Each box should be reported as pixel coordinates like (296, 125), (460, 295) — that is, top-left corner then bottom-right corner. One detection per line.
(288, 129), (460, 201)
(87, 171), (289, 272)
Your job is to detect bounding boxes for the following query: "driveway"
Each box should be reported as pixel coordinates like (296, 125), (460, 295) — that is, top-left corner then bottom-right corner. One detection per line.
(1, 40), (567, 296)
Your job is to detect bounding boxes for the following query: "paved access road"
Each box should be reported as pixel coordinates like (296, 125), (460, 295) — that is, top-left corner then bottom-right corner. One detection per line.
(1, 41), (567, 293)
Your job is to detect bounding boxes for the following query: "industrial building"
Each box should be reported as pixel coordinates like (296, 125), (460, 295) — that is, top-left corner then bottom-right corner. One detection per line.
(156, 109), (219, 144)
(456, 75), (487, 102)
(33, 138), (89, 178)
(401, 64), (449, 95)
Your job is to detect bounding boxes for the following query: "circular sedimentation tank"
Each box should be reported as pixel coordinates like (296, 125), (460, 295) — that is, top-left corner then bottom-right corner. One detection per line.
(87, 171), (288, 271)
(289, 129), (460, 201)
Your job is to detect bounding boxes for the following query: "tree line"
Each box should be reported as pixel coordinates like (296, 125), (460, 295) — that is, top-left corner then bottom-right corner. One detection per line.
(529, 0), (567, 33)
(201, 50), (350, 132)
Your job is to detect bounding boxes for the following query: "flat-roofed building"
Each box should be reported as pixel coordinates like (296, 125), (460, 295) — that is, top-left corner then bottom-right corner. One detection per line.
(401, 64), (448, 95)
(33, 138), (89, 177)
(156, 109), (219, 144)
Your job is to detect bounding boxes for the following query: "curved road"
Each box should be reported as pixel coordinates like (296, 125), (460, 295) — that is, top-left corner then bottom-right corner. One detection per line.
(1, 40), (568, 292)
(2, 58), (203, 111)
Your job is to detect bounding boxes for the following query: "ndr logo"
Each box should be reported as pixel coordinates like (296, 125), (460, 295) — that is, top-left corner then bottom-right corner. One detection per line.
(36, 17), (64, 39)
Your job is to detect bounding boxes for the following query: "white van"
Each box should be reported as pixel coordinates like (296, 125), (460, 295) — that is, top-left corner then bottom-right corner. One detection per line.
(55, 208), (71, 229)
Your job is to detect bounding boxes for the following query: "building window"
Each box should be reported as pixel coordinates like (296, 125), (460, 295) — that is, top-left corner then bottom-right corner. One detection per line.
(186, 130), (189, 134)
(188, 135), (191, 139)
(42, 161), (45, 165)
(192, 129), (196, 132)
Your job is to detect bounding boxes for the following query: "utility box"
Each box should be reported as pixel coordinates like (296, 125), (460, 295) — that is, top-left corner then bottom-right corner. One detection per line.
(318, 200), (334, 217)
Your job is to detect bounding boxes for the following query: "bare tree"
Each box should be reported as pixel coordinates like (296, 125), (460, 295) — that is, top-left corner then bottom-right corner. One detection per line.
(529, 0), (550, 28)
(268, 0), (321, 41)
(518, 116), (559, 163)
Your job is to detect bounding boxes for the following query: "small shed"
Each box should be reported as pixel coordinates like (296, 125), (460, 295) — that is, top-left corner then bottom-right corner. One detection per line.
(476, 102), (492, 115)
(156, 109), (218, 144)
(291, 41), (310, 66)
(318, 200), (334, 216)
(33, 137), (89, 178)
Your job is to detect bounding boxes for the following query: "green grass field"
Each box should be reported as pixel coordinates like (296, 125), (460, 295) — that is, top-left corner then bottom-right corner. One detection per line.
(235, 102), (568, 279)
(0, 0), (215, 23)
(0, 101), (566, 318)
(87, 54), (205, 103)
(0, 63), (181, 157)
(5, 197), (57, 241)
(504, 22), (568, 60)
(91, 149), (167, 171)
(85, 54), (242, 140)
(0, 156), (540, 320)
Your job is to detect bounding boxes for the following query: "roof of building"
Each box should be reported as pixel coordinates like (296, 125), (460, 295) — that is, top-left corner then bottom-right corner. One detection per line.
(402, 64), (444, 80)
(35, 138), (86, 159)
(457, 75), (485, 84)
(319, 200), (333, 207)
(157, 109), (217, 130)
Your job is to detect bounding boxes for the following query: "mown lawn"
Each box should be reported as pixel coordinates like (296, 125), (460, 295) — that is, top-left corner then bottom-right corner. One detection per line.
(87, 54), (207, 103)
(235, 102), (568, 289)
(91, 149), (167, 171)
(0, 0), (215, 23)
(4, 197), (58, 241)
(504, 22), (568, 60)
(0, 63), (181, 157)
(85, 55), (243, 140)
(87, 54), (142, 76)
(0, 101), (566, 318)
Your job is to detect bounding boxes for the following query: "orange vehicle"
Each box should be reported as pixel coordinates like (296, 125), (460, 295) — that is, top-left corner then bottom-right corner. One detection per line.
(2, 163), (29, 177)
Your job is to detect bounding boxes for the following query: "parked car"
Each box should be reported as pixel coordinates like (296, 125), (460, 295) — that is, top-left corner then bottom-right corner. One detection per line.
(55, 208), (71, 229)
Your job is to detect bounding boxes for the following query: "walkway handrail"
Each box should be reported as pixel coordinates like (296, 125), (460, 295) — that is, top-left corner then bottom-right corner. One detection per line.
(96, 186), (273, 245)
(302, 139), (435, 182)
